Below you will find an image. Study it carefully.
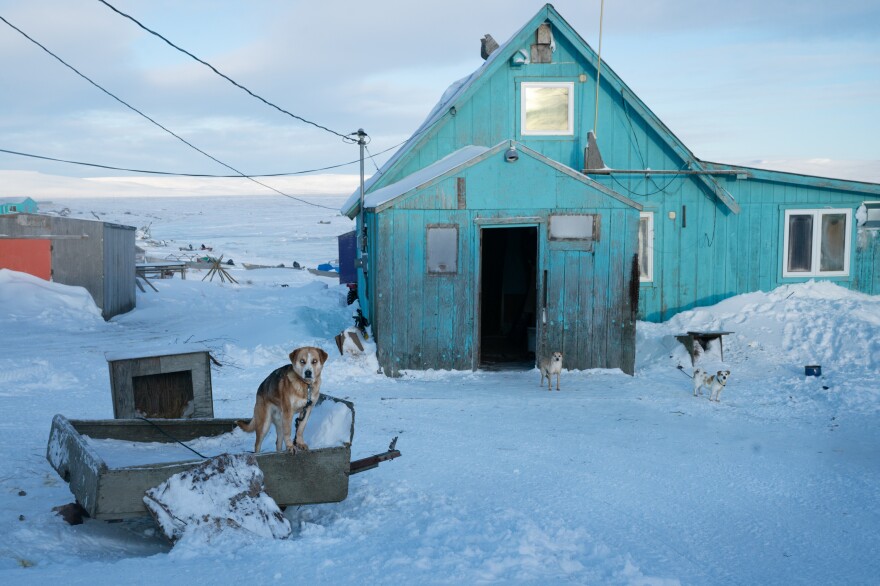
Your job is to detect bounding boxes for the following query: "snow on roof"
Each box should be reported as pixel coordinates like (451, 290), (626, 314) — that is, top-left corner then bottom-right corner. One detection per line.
(340, 10), (538, 217)
(342, 145), (490, 213)
(104, 342), (211, 362)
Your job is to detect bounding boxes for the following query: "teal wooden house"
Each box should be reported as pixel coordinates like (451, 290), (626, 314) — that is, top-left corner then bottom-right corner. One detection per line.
(0, 197), (38, 215)
(342, 4), (880, 376)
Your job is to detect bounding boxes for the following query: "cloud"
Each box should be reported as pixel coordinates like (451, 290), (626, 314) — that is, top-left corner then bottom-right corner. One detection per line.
(730, 158), (880, 184)
(0, 0), (877, 195)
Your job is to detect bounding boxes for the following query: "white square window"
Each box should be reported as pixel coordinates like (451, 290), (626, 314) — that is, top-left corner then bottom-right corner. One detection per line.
(782, 209), (852, 278)
(426, 225), (458, 274)
(549, 214), (597, 241)
(521, 82), (574, 136)
(638, 212), (654, 282)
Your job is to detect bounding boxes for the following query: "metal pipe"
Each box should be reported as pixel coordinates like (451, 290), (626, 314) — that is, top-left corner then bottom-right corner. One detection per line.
(583, 169), (748, 176)
(593, 0), (605, 136)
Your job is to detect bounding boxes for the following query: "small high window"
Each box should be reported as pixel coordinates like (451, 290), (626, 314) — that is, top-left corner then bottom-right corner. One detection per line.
(782, 209), (851, 278)
(638, 212), (654, 282)
(549, 214), (597, 241)
(521, 82), (574, 136)
(426, 225), (458, 274)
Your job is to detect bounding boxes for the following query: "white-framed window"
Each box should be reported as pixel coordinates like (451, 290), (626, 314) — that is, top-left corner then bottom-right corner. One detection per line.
(521, 82), (574, 136)
(638, 212), (654, 282)
(426, 225), (458, 274)
(548, 214), (597, 241)
(782, 208), (852, 278)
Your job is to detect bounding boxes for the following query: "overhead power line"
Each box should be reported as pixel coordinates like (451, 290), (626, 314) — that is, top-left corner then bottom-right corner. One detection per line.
(0, 14), (337, 210)
(96, 0), (350, 141)
(0, 147), (359, 177)
(0, 137), (411, 177)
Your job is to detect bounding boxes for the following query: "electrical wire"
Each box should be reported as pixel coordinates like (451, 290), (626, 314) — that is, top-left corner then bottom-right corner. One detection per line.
(364, 145), (381, 173)
(96, 0), (350, 141)
(618, 93), (721, 247)
(0, 14), (337, 210)
(355, 109), (452, 190)
(2, 7), (450, 200)
(621, 96), (690, 196)
(1, 147), (356, 177)
(0, 135), (412, 178)
(621, 90), (733, 213)
(609, 168), (685, 198)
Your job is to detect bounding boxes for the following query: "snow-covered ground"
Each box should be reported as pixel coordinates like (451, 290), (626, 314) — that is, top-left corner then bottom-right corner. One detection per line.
(1, 196), (878, 585)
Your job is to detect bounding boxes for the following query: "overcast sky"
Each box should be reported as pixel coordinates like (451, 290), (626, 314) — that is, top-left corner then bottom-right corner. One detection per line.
(1, 0), (878, 199)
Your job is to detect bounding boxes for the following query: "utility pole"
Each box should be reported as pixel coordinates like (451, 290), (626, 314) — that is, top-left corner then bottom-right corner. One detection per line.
(356, 128), (368, 253)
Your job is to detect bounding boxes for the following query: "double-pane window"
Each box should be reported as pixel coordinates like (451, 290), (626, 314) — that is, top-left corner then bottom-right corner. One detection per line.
(783, 209), (851, 277)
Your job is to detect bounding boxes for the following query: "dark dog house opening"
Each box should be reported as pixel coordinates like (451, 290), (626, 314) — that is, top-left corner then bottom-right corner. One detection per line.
(106, 347), (214, 419)
(479, 226), (538, 367)
(132, 370), (195, 418)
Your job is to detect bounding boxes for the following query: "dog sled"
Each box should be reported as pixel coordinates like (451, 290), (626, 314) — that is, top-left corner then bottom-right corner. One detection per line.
(46, 394), (400, 522)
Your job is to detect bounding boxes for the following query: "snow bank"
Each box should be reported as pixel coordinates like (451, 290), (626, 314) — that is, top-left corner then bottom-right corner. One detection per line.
(639, 281), (879, 371)
(0, 268), (102, 324)
(637, 281), (880, 414)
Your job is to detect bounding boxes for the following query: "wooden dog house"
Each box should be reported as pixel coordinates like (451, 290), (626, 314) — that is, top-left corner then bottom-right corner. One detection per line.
(106, 345), (214, 419)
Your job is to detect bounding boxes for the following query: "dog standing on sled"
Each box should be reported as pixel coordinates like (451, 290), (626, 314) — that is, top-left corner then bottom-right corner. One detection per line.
(237, 346), (329, 453)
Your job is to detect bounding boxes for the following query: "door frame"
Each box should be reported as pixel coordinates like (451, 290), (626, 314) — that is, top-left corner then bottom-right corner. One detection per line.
(473, 218), (544, 369)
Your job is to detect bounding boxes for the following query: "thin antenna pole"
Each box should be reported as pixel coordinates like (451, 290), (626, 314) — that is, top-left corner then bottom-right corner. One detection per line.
(593, 0), (605, 137)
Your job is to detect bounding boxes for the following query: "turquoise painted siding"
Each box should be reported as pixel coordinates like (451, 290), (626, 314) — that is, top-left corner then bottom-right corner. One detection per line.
(0, 197), (38, 215)
(356, 7), (880, 325)
(366, 151), (638, 375)
(855, 230), (880, 295)
(352, 3), (880, 378)
(602, 172), (880, 321)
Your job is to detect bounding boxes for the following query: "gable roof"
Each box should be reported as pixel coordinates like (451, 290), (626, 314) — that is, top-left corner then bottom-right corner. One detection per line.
(342, 4), (742, 219)
(363, 140), (642, 213)
(341, 6), (547, 218)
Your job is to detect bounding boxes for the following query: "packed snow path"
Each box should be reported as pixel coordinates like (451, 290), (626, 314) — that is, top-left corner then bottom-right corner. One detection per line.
(0, 196), (877, 584)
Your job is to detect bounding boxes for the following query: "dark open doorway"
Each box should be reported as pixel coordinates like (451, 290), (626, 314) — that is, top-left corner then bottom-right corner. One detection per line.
(479, 226), (538, 368)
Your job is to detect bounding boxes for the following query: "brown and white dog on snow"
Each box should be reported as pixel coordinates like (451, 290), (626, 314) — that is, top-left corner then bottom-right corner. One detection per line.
(539, 351), (564, 391)
(237, 346), (329, 453)
(693, 368), (731, 402)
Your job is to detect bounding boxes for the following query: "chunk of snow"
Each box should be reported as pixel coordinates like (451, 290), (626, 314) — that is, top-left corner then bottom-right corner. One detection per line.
(856, 203), (867, 226)
(143, 453), (291, 543)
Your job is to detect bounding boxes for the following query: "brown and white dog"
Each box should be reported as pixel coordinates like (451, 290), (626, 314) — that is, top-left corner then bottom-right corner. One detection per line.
(237, 346), (329, 453)
(693, 368), (731, 402)
(539, 351), (564, 391)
